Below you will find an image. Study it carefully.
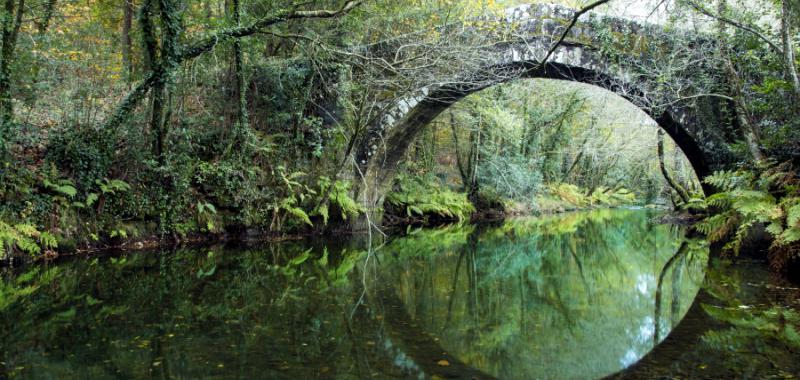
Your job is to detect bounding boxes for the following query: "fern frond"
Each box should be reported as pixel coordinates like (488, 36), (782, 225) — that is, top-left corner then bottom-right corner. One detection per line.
(696, 212), (738, 242)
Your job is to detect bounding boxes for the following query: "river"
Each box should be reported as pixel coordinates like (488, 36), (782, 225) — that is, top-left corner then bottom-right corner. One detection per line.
(1, 209), (798, 379)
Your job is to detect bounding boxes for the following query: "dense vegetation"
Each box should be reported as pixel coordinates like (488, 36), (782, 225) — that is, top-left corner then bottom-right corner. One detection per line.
(395, 79), (691, 220)
(2, 3), (800, 378)
(0, 0), (797, 278)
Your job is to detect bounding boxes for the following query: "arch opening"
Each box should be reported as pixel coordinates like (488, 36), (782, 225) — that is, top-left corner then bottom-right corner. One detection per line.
(361, 70), (708, 222)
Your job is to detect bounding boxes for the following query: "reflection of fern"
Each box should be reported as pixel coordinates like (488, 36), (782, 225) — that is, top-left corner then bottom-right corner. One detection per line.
(702, 303), (800, 351)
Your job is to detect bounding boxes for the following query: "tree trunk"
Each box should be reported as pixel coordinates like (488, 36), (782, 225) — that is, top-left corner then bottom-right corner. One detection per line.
(145, 0), (181, 164)
(122, 0), (134, 84)
(450, 112), (470, 189)
(0, 0), (23, 131)
(37, 0), (57, 34)
(205, 0), (213, 19)
(725, 58), (767, 164)
(232, 0), (248, 137)
(717, 0), (766, 164)
(781, 0), (800, 100)
(150, 77), (166, 162)
(658, 129), (690, 205)
(468, 117), (481, 200)
(140, 0), (160, 158)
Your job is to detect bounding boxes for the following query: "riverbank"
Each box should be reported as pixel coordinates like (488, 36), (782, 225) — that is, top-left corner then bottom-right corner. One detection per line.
(1, 200), (661, 268)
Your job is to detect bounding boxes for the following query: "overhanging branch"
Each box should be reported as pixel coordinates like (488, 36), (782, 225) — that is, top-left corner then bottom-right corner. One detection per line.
(541, 0), (612, 67)
(104, 0), (363, 129)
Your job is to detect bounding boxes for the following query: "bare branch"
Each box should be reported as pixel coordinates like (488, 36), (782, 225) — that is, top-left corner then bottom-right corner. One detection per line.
(684, 0), (783, 54)
(541, 0), (612, 67)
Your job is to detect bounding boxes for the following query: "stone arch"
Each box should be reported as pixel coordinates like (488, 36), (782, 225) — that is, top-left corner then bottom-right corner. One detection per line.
(354, 4), (734, 215)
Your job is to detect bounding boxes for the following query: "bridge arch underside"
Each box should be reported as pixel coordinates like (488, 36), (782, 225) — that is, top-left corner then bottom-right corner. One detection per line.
(358, 59), (725, 209)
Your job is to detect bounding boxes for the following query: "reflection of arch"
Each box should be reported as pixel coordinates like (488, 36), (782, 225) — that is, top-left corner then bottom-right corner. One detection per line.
(355, 4), (734, 215)
(372, 280), (497, 380)
(373, 212), (708, 379)
(654, 241), (689, 344)
(605, 289), (717, 380)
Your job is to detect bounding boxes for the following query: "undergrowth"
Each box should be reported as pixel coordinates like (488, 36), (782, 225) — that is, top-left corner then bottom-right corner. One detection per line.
(689, 162), (800, 271)
(385, 174), (475, 222)
(548, 183), (637, 208)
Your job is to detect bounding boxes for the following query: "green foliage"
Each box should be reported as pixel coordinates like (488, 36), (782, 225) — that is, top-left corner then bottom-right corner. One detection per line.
(0, 220), (57, 259)
(96, 178), (131, 195)
(548, 183), (637, 208)
(42, 178), (77, 198)
(386, 174), (475, 222)
(695, 165), (800, 267)
(314, 177), (364, 226)
(46, 126), (116, 194)
(0, 278), (38, 312)
(550, 183), (590, 207)
(699, 266), (800, 368)
(268, 167), (316, 231)
(590, 187), (637, 206)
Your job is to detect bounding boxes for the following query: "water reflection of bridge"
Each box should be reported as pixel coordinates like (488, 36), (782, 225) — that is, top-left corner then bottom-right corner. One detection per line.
(367, 209), (708, 379)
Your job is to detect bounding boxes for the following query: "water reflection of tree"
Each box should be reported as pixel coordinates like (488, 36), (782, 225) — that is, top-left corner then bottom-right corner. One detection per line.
(0, 213), (714, 379)
(0, 244), (407, 379)
(654, 238), (708, 344)
(380, 209), (708, 379)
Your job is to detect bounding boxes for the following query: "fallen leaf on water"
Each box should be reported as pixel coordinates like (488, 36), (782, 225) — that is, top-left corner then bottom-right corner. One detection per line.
(437, 360), (450, 367)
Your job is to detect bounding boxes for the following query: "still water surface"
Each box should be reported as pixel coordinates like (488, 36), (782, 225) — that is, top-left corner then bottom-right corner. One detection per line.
(0, 209), (710, 379)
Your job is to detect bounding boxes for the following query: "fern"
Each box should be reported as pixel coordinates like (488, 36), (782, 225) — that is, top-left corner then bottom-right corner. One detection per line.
(313, 178), (364, 225)
(43, 179), (77, 198)
(550, 183), (589, 207)
(279, 197), (312, 227)
(386, 175), (475, 222)
(696, 211), (739, 242)
(705, 192), (732, 209)
(96, 178), (131, 195)
(704, 170), (754, 191)
(697, 166), (800, 261)
(0, 221), (57, 259)
(548, 183), (637, 208)
(684, 196), (709, 211)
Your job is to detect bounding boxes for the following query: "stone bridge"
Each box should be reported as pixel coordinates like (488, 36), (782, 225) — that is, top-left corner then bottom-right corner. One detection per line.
(353, 3), (737, 214)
